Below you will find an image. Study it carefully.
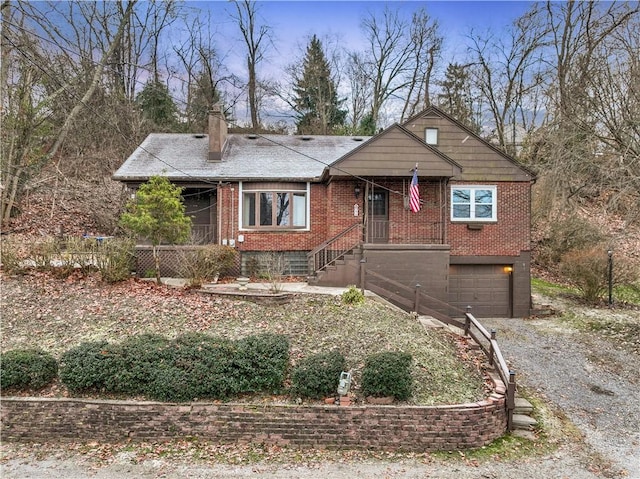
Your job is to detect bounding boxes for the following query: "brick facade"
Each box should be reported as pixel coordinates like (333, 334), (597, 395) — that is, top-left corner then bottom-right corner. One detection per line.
(448, 182), (531, 257)
(1, 396), (507, 451)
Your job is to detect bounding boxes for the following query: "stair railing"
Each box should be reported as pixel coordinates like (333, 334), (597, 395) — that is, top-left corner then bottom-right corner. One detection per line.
(308, 222), (362, 273)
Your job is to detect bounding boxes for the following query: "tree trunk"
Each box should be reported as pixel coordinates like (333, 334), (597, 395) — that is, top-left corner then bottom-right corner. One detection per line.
(152, 244), (162, 285)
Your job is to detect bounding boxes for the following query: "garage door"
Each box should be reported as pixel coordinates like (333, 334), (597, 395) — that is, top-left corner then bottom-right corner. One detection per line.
(449, 265), (511, 318)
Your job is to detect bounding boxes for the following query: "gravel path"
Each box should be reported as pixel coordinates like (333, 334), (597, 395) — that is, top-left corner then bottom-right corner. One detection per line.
(2, 302), (639, 478)
(482, 315), (640, 478)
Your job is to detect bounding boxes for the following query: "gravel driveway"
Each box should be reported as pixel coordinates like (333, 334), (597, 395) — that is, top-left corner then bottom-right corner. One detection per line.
(2, 301), (639, 479)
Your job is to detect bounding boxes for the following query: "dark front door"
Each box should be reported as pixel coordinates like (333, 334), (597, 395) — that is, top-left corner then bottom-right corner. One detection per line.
(367, 190), (389, 243)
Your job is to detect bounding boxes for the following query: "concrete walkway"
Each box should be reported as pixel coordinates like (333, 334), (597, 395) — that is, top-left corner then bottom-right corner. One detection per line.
(152, 278), (356, 296)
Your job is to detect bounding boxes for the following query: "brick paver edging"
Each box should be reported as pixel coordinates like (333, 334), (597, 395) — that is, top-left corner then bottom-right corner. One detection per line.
(1, 394), (506, 451)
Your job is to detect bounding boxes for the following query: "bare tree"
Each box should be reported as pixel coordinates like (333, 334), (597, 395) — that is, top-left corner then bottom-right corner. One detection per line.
(526, 1), (640, 217)
(467, 3), (549, 156)
(353, 6), (442, 129)
(399, 8), (442, 120)
(1, 1), (136, 223)
(231, 0), (273, 131)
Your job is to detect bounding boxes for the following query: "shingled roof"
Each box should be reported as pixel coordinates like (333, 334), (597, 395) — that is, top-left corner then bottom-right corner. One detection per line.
(113, 133), (372, 183)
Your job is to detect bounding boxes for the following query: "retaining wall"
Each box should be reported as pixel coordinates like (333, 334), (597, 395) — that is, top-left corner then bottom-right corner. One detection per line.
(1, 395), (506, 451)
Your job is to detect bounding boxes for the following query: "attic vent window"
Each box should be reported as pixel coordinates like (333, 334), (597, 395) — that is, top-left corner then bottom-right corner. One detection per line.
(246, 134), (258, 139)
(193, 134), (205, 138)
(425, 128), (438, 145)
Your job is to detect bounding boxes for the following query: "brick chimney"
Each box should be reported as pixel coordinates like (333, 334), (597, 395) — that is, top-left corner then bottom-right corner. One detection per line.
(208, 103), (227, 161)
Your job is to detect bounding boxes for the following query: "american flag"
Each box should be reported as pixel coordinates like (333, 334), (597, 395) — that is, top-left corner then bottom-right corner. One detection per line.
(409, 167), (420, 213)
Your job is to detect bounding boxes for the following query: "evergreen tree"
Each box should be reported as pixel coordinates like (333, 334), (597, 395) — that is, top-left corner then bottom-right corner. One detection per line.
(120, 176), (191, 284)
(136, 80), (179, 130)
(293, 35), (346, 135)
(187, 71), (220, 133)
(437, 63), (481, 133)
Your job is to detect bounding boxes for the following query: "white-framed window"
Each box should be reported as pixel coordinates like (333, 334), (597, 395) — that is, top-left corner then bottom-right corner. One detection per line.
(425, 128), (438, 145)
(240, 182), (309, 230)
(451, 185), (497, 222)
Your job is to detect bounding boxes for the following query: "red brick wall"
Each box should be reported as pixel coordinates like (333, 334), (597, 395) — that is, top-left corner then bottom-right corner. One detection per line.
(217, 180), (530, 256)
(1, 397), (507, 452)
(448, 182), (531, 257)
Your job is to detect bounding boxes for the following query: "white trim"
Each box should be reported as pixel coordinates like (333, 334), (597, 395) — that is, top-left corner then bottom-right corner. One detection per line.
(238, 181), (311, 231)
(450, 185), (497, 222)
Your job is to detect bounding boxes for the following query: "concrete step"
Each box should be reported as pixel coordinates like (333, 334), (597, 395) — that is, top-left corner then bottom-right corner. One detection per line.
(417, 316), (445, 329)
(514, 397), (534, 415)
(512, 413), (537, 430)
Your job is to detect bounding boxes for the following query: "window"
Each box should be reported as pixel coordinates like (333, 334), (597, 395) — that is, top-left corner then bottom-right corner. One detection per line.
(241, 183), (308, 229)
(425, 128), (438, 145)
(451, 185), (497, 221)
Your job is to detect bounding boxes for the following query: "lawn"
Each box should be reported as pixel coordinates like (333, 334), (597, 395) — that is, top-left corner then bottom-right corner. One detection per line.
(0, 272), (487, 405)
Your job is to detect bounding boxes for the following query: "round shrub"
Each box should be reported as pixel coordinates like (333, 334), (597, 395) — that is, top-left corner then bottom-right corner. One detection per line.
(150, 333), (238, 401)
(341, 285), (364, 305)
(233, 333), (290, 393)
(0, 349), (58, 390)
(59, 340), (114, 393)
(361, 351), (413, 401)
(291, 351), (346, 399)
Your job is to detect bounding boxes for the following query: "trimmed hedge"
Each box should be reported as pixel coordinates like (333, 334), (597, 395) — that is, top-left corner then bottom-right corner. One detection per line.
(361, 351), (413, 401)
(291, 351), (346, 399)
(1, 349), (58, 390)
(58, 332), (290, 402)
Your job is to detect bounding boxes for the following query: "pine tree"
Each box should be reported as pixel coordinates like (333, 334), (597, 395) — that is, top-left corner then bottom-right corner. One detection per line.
(136, 80), (179, 130)
(293, 35), (346, 135)
(437, 63), (481, 133)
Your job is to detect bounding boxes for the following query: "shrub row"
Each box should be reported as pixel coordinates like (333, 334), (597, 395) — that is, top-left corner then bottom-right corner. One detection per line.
(1, 236), (135, 283)
(2, 339), (413, 402)
(58, 332), (290, 402)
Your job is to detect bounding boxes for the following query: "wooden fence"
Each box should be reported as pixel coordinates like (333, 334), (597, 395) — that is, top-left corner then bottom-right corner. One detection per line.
(360, 267), (517, 431)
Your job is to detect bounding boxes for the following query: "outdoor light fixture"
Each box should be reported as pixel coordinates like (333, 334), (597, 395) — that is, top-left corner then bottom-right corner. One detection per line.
(504, 265), (513, 273)
(354, 185), (361, 199)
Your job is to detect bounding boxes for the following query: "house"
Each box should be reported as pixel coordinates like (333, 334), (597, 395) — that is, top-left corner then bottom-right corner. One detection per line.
(113, 105), (536, 318)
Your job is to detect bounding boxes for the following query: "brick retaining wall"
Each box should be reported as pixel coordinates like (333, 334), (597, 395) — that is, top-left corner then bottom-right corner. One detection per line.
(1, 396), (506, 451)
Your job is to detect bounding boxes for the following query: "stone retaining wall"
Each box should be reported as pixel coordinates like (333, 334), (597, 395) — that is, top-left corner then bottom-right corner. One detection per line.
(1, 396), (506, 451)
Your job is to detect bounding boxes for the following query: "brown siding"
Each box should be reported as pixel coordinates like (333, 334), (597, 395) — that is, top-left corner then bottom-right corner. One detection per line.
(403, 114), (533, 182)
(363, 245), (450, 307)
(330, 127), (461, 178)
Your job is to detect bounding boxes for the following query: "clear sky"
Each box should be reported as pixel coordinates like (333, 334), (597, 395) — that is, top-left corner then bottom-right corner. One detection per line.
(183, 0), (535, 123)
(198, 0), (535, 61)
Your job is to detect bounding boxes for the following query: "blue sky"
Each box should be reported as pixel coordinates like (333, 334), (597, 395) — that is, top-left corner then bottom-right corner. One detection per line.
(198, 1), (535, 60)
(183, 1), (535, 123)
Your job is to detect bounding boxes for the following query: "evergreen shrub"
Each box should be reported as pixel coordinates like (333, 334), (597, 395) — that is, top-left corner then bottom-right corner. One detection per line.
(0, 349), (58, 390)
(59, 340), (114, 392)
(341, 285), (364, 305)
(291, 351), (346, 399)
(361, 351), (413, 401)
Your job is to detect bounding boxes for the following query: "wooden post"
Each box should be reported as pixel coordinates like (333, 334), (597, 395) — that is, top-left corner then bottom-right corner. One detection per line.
(489, 329), (496, 366)
(507, 370), (516, 431)
(359, 258), (366, 294)
(464, 306), (472, 336)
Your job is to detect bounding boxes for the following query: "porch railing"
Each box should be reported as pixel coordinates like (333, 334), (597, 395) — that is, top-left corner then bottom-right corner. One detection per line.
(368, 220), (443, 244)
(308, 222), (362, 273)
(190, 225), (215, 245)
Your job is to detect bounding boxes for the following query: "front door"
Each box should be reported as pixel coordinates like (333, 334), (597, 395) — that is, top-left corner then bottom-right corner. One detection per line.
(367, 190), (389, 243)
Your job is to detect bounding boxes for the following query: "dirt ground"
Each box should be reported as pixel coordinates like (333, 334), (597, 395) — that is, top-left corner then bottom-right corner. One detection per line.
(2, 292), (639, 479)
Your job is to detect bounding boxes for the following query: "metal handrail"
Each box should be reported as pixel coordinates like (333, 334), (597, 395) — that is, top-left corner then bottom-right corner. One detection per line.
(308, 222), (362, 272)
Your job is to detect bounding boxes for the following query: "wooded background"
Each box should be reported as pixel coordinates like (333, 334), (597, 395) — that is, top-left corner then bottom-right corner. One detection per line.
(1, 1), (638, 246)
